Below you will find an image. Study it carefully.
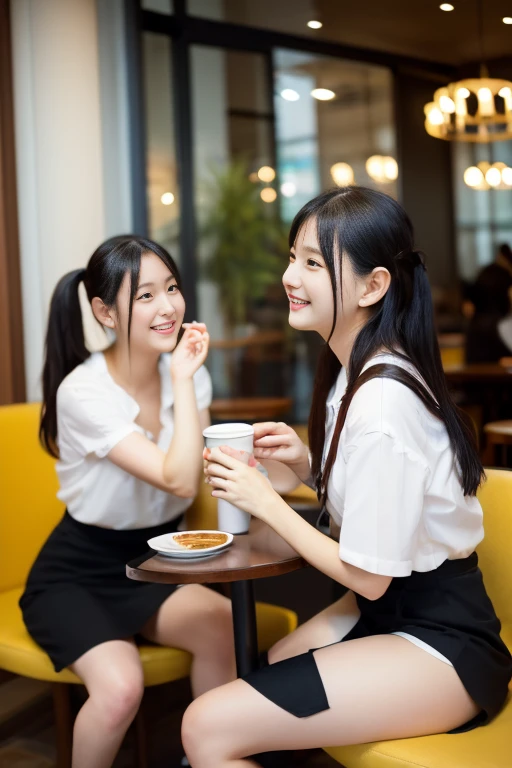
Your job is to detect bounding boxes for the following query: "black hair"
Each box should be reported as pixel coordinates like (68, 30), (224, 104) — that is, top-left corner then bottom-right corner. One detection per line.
(40, 235), (181, 457)
(290, 187), (484, 499)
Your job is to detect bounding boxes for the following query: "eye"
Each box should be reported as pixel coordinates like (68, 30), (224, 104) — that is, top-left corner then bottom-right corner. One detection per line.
(307, 258), (321, 268)
(168, 283), (179, 293)
(137, 292), (152, 300)
(289, 252), (296, 262)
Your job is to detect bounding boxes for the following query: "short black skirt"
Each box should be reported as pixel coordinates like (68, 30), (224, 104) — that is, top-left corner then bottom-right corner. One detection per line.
(244, 553), (512, 733)
(20, 512), (182, 672)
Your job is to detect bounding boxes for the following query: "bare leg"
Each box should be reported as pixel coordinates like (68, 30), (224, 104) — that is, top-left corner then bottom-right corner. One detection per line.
(70, 639), (144, 768)
(269, 590), (360, 663)
(140, 584), (236, 697)
(182, 634), (480, 768)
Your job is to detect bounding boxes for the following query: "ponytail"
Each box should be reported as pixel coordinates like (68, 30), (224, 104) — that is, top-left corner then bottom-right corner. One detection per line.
(40, 269), (89, 457)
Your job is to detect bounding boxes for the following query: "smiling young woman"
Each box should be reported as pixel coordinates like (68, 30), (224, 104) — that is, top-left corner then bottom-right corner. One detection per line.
(185, 187), (512, 768)
(20, 235), (236, 768)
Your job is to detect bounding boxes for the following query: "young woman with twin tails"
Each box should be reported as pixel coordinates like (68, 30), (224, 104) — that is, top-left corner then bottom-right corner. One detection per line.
(20, 236), (237, 768)
(189, 186), (512, 767)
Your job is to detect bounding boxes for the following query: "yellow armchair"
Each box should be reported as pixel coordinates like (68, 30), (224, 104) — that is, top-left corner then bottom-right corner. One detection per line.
(325, 468), (512, 768)
(0, 403), (297, 767)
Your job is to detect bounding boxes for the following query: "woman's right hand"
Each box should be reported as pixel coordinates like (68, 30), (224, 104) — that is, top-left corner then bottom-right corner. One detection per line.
(170, 322), (209, 381)
(253, 422), (311, 482)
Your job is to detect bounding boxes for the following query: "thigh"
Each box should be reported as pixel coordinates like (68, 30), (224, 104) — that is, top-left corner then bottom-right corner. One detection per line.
(71, 639), (143, 695)
(183, 634), (479, 758)
(269, 590), (360, 663)
(139, 584), (232, 651)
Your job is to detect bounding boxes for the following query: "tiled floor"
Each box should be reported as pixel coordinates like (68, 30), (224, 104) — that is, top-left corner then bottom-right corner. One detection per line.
(0, 678), (340, 767)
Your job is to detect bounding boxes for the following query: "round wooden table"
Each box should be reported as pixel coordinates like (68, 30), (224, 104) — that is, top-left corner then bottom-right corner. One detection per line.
(126, 520), (307, 677)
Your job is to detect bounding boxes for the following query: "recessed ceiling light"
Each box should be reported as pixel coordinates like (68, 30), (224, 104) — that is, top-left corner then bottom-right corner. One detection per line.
(281, 88), (300, 101)
(311, 88), (335, 101)
(503, 17), (512, 24)
(307, 20), (323, 29)
(161, 192), (175, 205)
(440, 3), (454, 10)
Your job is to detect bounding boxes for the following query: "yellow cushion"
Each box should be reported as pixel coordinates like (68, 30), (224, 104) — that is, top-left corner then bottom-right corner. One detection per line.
(324, 468), (512, 767)
(0, 403), (65, 592)
(325, 695), (512, 768)
(0, 588), (297, 686)
(0, 587), (192, 686)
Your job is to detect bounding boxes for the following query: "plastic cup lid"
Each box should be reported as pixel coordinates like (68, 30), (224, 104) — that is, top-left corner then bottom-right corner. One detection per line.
(203, 423), (254, 439)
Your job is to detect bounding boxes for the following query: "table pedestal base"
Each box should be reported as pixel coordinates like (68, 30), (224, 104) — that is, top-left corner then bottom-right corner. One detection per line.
(230, 580), (259, 677)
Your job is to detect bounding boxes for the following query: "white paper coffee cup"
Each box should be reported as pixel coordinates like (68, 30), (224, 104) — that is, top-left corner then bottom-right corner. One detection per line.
(203, 423), (254, 534)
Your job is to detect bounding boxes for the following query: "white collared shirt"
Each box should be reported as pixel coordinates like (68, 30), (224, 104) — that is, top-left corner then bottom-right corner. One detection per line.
(55, 352), (212, 530)
(324, 353), (484, 577)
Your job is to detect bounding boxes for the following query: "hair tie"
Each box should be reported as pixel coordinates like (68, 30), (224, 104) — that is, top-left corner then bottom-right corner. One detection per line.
(395, 249), (426, 271)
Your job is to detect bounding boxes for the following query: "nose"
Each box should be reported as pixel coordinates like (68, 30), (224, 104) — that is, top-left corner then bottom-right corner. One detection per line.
(158, 292), (177, 317)
(283, 261), (301, 290)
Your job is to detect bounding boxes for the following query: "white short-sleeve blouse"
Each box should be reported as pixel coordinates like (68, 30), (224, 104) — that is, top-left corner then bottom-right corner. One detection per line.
(55, 352), (212, 530)
(325, 353), (484, 577)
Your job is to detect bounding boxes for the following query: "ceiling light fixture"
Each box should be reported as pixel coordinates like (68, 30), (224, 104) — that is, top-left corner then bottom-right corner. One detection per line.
(281, 88), (300, 101)
(311, 88), (335, 101)
(307, 20), (323, 29)
(463, 161), (512, 189)
(440, 3), (454, 10)
(260, 187), (277, 203)
(503, 17), (512, 25)
(365, 155), (399, 183)
(160, 192), (175, 205)
(425, 0), (512, 141)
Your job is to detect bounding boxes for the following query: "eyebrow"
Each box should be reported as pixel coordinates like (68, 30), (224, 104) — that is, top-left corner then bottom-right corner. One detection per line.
(137, 275), (176, 290)
(291, 245), (324, 257)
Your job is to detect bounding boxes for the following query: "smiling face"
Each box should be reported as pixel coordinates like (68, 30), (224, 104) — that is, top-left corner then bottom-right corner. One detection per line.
(93, 251), (186, 355)
(283, 216), (364, 342)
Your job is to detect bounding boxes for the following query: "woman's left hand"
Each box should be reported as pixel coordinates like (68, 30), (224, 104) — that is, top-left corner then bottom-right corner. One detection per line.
(203, 446), (279, 520)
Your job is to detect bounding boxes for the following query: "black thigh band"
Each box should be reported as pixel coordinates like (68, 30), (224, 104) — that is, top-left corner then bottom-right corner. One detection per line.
(243, 650), (330, 718)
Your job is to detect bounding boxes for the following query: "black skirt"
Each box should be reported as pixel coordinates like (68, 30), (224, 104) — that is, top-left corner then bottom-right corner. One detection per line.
(244, 553), (512, 733)
(20, 512), (181, 672)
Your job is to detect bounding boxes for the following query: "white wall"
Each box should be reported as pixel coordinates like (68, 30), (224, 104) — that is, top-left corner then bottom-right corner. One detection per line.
(11, 0), (132, 400)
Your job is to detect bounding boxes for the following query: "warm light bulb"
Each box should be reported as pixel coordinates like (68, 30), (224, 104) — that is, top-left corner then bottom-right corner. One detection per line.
(463, 166), (484, 188)
(257, 166), (276, 183)
(307, 20), (323, 29)
(330, 162), (354, 186)
(440, 3), (454, 10)
(281, 89), (300, 101)
(281, 181), (297, 197)
(485, 167), (502, 187)
(439, 95), (456, 113)
(311, 88), (335, 101)
(456, 87), (470, 98)
(260, 187), (277, 203)
(503, 17), (512, 24)
(499, 87), (512, 99)
(502, 167), (512, 186)
(383, 157), (399, 181)
(427, 106), (444, 125)
(161, 192), (175, 205)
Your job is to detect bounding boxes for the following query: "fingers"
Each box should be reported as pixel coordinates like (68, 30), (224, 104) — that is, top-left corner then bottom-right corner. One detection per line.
(252, 422), (280, 438)
(253, 434), (292, 448)
(203, 446), (239, 469)
(182, 321), (207, 331)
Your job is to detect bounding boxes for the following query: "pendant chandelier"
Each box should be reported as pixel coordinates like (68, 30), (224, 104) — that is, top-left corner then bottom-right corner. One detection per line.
(463, 161), (512, 189)
(424, 1), (512, 142)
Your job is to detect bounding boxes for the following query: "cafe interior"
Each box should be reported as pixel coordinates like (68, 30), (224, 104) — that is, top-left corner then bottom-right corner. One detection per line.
(1, 0), (512, 765)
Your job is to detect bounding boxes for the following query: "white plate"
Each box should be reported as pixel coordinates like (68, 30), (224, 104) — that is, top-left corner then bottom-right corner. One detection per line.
(147, 530), (233, 559)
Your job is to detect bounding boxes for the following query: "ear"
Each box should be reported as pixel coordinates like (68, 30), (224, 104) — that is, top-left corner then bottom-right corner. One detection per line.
(359, 267), (391, 308)
(91, 297), (116, 329)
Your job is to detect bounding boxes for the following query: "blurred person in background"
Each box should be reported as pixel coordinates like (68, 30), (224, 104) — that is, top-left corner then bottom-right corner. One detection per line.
(465, 243), (512, 364)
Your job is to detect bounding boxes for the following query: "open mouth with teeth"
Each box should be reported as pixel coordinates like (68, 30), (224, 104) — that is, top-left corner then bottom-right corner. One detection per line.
(151, 321), (176, 334)
(288, 295), (311, 310)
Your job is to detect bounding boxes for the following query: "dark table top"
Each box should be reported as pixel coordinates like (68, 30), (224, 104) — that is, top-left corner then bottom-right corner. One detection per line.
(126, 519), (308, 585)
